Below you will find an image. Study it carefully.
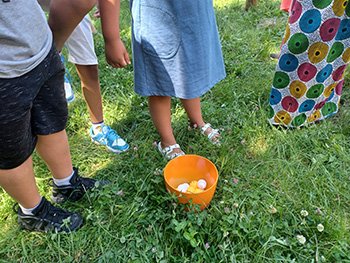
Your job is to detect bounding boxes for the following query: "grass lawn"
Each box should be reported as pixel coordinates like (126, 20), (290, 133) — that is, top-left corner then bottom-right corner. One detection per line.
(1, 0), (350, 261)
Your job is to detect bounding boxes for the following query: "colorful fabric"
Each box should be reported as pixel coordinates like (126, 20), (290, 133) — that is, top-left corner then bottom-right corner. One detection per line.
(269, 0), (350, 127)
(280, 0), (292, 12)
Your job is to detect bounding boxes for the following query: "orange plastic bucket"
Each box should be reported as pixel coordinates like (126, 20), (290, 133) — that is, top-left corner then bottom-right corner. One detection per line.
(163, 154), (219, 210)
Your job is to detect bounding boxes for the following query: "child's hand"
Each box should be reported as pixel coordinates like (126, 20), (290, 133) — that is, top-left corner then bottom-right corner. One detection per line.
(105, 38), (131, 68)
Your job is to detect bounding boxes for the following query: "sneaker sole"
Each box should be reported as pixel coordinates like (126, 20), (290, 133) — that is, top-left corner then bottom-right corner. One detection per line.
(91, 139), (129, 154)
(66, 94), (75, 104)
(18, 213), (83, 233)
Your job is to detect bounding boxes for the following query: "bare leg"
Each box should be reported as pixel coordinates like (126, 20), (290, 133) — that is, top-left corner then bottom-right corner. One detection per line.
(180, 97), (220, 142)
(0, 157), (41, 208)
(35, 130), (73, 180)
(148, 96), (184, 157)
(48, 0), (96, 51)
(180, 97), (205, 127)
(148, 96), (177, 147)
(74, 65), (130, 153)
(75, 64), (103, 123)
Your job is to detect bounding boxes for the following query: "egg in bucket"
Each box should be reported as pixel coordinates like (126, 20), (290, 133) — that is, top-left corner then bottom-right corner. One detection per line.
(163, 154), (219, 210)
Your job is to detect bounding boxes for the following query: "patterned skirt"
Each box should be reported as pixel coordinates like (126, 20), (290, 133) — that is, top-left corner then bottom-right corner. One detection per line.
(269, 0), (350, 127)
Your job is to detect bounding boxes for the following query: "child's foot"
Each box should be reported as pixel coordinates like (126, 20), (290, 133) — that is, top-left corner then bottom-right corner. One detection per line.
(157, 142), (185, 160)
(189, 122), (221, 145)
(90, 125), (129, 153)
(51, 167), (108, 203)
(16, 197), (83, 233)
(60, 54), (75, 103)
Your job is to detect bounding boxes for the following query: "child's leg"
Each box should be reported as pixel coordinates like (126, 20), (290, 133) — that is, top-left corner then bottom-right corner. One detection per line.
(180, 97), (205, 127)
(148, 96), (177, 147)
(74, 64), (129, 153)
(65, 15), (103, 123)
(65, 15), (127, 147)
(149, 96), (184, 158)
(0, 156), (83, 233)
(48, 0), (96, 51)
(0, 157), (41, 209)
(31, 48), (101, 194)
(36, 129), (103, 204)
(35, 130), (74, 180)
(75, 64), (103, 123)
(180, 97), (220, 142)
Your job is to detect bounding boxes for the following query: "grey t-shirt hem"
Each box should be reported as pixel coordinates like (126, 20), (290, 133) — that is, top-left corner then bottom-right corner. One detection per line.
(0, 34), (53, 79)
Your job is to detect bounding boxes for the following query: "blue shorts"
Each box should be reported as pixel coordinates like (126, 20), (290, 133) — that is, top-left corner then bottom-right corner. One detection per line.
(0, 45), (68, 169)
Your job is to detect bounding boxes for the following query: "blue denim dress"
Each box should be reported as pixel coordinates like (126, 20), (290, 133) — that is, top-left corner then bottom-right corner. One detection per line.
(130, 0), (226, 99)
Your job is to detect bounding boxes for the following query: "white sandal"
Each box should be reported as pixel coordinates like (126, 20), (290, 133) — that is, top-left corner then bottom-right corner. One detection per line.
(157, 142), (185, 160)
(189, 122), (221, 145)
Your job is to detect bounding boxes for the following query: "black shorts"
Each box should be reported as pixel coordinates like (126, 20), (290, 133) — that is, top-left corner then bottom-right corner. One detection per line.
(0, 45), (68, 169)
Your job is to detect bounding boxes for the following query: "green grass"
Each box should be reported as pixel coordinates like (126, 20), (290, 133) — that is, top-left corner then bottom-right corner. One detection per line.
(1, 0), (350, 261)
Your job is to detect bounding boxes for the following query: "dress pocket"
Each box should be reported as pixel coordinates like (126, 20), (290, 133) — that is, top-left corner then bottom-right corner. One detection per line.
(140, 5), (181, 59)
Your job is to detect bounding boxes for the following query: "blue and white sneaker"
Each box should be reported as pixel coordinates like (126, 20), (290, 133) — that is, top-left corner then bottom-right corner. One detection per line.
(60, 54), (75, 103)
(90, 125), (129, 153)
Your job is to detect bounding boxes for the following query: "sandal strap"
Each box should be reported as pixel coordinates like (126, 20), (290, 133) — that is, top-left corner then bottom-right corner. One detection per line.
(200, 123), (212, 135)
(157, 142), (185, 160)
(208, 129), (220, 141)
(201, 123), (219, 138)
(200, 123), (221, 145)
(158, 143), (180, 154)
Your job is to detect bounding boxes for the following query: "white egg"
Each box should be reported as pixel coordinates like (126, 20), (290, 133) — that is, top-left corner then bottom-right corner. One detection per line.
(197, 179), (207, 190)
(177, 183), (189, 193)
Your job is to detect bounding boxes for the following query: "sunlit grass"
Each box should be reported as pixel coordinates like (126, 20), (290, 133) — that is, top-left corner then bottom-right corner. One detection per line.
(1, 0), (350, 262)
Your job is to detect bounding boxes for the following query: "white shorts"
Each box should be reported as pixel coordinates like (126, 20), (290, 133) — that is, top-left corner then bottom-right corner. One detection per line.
(66, 15), (98, 65)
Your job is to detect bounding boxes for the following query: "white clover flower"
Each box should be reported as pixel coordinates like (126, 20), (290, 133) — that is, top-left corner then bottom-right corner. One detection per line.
(296, 234), (306, 244)
(317, 223), (324, 232)
(269, 205), (277, 214)
(233, 202), (239, 208)
(116, 190), (124, 196)
(153, 168), (162, 175)
(300, 209), (309, 217)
